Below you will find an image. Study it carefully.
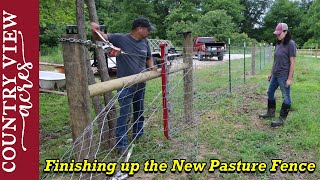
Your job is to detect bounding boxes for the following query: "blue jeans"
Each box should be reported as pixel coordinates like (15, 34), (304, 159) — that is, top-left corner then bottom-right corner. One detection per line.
(116, 83), (145, 149)
(267, 75), (291, 105)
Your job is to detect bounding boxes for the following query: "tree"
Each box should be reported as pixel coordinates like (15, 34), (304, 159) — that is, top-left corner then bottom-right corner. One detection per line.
(151, 0), (170, 39)
(99, 0), (156, 34)
(166, 20), (195, 46)
(298, 0), (313, 13)
(230, 32), (257, 46)
(262, 0), (302, 45)
(164, 0), (200, 30)
(87, 0), (117, 150)
(294, 0), (314, 48)
(150, 0), (197, 39)
(291, 0), (315, 47)
(193, 10), (236, 42)
(202, 0), (244, 32)
(164, 0), (201, 24)
(240, 0), (272, 40)
(40, 0), (76, 49)
(304, 0), (320, 45)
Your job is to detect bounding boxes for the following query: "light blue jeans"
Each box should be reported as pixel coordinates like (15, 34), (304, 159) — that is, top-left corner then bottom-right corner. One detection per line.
(267, 75), (291, 105)
(115, 83), (145, 150)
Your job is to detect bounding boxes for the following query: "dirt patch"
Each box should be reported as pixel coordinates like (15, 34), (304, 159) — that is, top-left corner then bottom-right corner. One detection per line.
(197, 144), (219, 160)
(40, 130), (59, 142)
(131, 171), (157, 180)
(233, 85), (268, 128)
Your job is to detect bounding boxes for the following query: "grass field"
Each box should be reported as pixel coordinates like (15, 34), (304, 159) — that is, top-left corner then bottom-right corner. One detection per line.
(191, 55), (320, 179)
(40, 54), (319, 179)
(40, 46), (64, 64)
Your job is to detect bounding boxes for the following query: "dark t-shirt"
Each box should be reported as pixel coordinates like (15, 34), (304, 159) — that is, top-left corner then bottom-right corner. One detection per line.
(108, 33), (151, 78)
(272, 40), (296, 77)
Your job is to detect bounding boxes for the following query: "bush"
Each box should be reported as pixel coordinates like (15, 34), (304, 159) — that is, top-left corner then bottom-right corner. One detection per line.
(229, 32), (257, 47)
(303, 38), (319, 49)
(40, 45), (63, 64)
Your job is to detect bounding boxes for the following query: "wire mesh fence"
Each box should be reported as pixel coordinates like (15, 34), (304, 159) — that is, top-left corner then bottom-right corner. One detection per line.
(41, 39), (273, 179)
(42, 61), (199, 179)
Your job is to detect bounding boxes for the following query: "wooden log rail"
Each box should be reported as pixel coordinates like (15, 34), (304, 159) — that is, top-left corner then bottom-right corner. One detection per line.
(88, 63), (189, 96)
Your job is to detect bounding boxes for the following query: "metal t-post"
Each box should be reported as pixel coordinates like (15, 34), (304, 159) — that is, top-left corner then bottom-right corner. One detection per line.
(244, 42), (246, 84)
(259, 43), (262, 71)
(228, 38), (231, 93)
(264, 43), (266, 66)
(160, 43), (170, 140)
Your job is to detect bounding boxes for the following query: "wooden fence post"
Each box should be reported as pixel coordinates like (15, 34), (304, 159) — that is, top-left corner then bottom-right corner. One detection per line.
(251, 43), (256, 75)
(181, 32), (194, 123)
(62, 34), (92, 160)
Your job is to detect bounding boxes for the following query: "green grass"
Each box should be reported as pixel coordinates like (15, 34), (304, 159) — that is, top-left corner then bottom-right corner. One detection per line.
(193, 55), (320, 179)
(40, 94), (71, 177)
(40, 45), (64, 64)
(40, 55), (320, 179)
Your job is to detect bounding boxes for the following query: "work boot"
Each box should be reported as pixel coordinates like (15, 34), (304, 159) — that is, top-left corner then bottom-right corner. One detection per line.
(271, 103), (290, 127)
(259, 99), (276, 119)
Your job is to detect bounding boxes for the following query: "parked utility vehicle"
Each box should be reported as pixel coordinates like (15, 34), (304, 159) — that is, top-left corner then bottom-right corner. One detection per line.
(193, 37), (226, 61)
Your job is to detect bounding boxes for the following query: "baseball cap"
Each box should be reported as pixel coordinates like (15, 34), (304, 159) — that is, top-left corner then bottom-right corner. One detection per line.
(132, 17), (156, 31)
(273, 23), (288, 35)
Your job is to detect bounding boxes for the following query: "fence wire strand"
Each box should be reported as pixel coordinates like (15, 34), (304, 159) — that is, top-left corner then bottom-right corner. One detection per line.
(41, 44), (272, 180)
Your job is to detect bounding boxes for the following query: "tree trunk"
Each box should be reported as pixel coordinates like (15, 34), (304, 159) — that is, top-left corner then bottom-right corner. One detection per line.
(87, 0), (117, 149)
(75, 0), (103, 117)
(74, 1), (96, 175)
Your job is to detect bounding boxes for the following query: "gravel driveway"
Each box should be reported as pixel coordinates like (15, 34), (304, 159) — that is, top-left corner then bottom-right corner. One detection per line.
(172, 54), (252, 69)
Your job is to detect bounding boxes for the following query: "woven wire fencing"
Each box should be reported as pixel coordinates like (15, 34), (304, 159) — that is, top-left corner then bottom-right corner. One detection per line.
(42, 57), (198, 179)
(41, 42), (273, 180)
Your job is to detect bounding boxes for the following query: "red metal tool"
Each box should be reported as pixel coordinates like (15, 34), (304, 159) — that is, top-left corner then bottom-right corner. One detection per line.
(160, 43), (170, 140)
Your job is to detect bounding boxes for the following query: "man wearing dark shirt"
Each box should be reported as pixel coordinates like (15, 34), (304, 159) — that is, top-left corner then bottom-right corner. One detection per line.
(90, 17), (156, 153)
